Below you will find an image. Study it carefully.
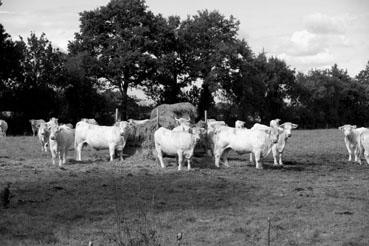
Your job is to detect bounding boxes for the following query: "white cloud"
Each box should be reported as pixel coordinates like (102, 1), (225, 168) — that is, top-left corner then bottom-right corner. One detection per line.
(303, 12), (348, 35)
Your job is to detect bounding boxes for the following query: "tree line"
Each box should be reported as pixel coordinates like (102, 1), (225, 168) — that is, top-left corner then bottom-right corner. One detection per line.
(1, 0), (369, 134)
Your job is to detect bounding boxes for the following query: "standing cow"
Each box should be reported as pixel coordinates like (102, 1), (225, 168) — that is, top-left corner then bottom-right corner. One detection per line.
(75, 121), (130, 161)
(214, 122), (282, 169)
(37, 123), (50, 152)
(29, 119), (45, 136)
(154, 126), (204, 170)
(0, 120), (8, 136)
(338, 124), (368, 164)
(271, 122), (298, 166)
(49, 125), (75, 167)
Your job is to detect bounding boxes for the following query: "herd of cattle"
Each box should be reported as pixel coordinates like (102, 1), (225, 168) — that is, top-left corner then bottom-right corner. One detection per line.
(0, 117), (368, 170)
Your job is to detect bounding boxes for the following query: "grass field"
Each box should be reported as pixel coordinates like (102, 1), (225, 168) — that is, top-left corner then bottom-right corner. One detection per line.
(0, 129), (369, 246)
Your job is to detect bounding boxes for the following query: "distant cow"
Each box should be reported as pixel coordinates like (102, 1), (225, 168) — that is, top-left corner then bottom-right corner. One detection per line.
(128, 119), (150, 125)
(173, 117), (191, 132)
(75, 121), (130, 161)
(49, 125), (75, 167)
(81, 118), (98, 125)
(29, 119), (46, 136)
(271, 122), (298, 166)
(214, 121), (282, 169)
(47, 117), (59, 127)
(235, 120), (245, 129)
(154, 126), (204, 170)
(37, 123), (50, 152)
(60, 123), (73, 129)
(0, 120), (8, 136)
(338, 124), (368, 164)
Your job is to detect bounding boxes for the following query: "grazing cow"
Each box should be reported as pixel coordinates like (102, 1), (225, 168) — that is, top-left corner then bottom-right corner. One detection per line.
(213, 123), (282, 169)
(29, 119), (45, 136)
(235, 120), (245, 129)
(37, 123), (50, 152)
(81, 118), (98, 125)
(0, 120), (8, 136)
(338, 124), (368, 164)
(154, 126), (204, 170)
(75, 121), (131, 161)
(49, 125), (75, 167)
(271, 122), (298, 166)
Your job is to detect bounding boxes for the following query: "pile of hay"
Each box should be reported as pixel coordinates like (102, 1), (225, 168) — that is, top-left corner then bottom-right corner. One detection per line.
(149, 102), (197, 129)
(125, 102), (197, 159)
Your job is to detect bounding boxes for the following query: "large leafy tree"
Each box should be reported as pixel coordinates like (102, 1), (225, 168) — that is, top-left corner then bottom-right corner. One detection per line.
(14, 33), (65, 118)
(69, 0), (162, 119)
(0, 24), (23, 101)
(178, 10), (241, 117)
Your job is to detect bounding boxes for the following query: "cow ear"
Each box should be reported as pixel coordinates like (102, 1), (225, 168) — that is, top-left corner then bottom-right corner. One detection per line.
(353, 125), (357, 129)
(280, 123), (286, 129)
(292, 124), (298, 129)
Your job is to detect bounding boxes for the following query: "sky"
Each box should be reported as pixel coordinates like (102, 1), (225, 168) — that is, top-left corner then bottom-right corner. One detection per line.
(1, 0), (369, 77)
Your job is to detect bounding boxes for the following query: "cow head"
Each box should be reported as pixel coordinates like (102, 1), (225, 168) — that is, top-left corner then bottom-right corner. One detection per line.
(338, 124), (356, 137)
(280, 122), (298, 138)
(49, 125), (60, 141)
(189, 126), (206, 142)
(115, 121), (133, 137)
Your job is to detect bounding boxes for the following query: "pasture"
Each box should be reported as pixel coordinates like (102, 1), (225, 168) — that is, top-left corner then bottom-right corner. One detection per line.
(0, 129), (368, 246)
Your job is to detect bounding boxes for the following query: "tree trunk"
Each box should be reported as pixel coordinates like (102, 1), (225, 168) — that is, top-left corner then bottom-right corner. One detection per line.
(120, 82), (129, 120)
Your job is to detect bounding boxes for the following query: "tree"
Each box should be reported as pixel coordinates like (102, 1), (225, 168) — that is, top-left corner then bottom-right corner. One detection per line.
(356, 61), (369, 86)
(178, 10), (241, 117)
(13, 33), (65, 118)
(69, 0), (162, 119)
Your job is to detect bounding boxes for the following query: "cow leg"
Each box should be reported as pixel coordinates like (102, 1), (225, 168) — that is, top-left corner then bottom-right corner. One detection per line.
(51, 149), (56, 166)
(249, 153), (253, 164)
(278, 152), (284, 166)
(354, 146), (361, 164)
(156, 149), (165, 168)
(214, 147), (224, 168)
(58, 151), (63, 167)
(177, 152), (184, 171)
(222, 148), (231, 167)
(76, 143), (83, 161)
(63, 149), (68, 164)
(187, 158), (191, 170)
(109, 145), (115, 162)
(272, 145), (278, 166)
(345, 141), (353, 161)
(364, 150), (369, 165)
(254, 151), (263, 169)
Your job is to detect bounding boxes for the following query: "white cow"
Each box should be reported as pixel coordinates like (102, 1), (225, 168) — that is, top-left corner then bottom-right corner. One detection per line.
(37, 122), (50, 152)
(49, 125), (75, 167)
(173, 117), (192, 132)
(214, 123), (282, 169)
(47, 117), (58, 127)
(81, 118), (98, 125)
(0, 120), (8, 136)
(249, 119), (282, 163)
(358, 130), (369, 165)
(29, 119), (46, 136)
(128, 119), (150, 125)
(75, 121), (130, 161)
(338, 124), (368, 164)
(154, 126), (204, 170)
(235, 120), (245, 129)
(271, 122), (298, 166)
